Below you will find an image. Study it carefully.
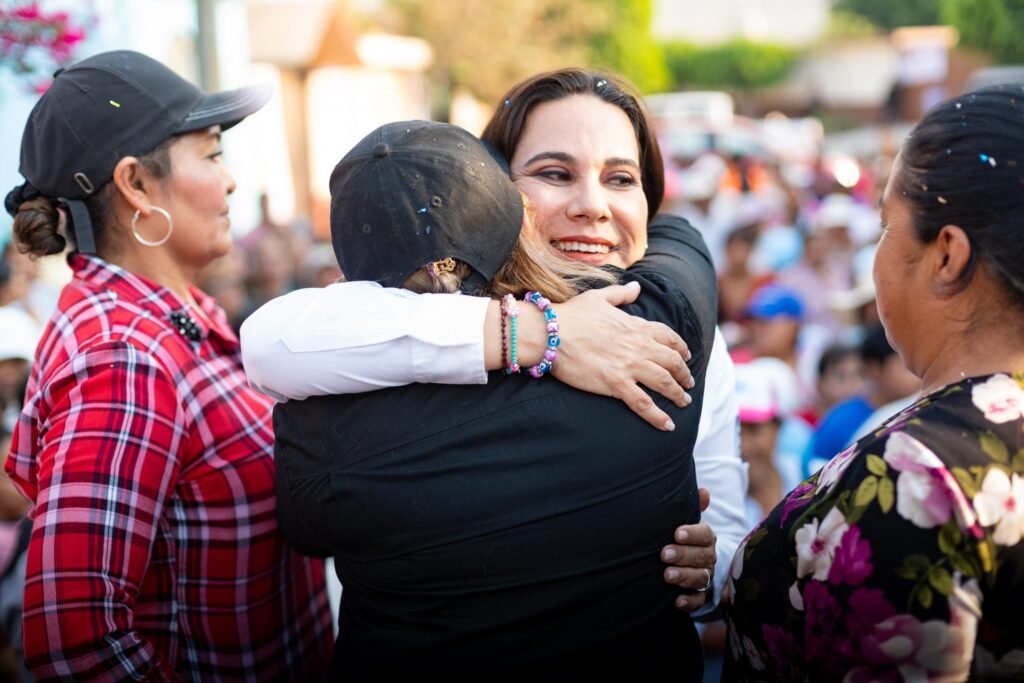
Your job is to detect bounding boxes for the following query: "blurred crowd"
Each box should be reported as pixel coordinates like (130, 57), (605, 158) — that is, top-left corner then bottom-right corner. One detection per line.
(664, 145), (922, 678)
(664, 145), (919, 509)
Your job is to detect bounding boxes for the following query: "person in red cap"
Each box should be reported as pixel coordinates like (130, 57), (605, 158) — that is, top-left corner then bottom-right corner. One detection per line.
(4, 51), (332, 680)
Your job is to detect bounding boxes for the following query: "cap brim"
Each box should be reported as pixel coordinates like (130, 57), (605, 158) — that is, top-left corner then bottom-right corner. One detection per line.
(175, 82), (273, 133)
(739, 407), (777, 423)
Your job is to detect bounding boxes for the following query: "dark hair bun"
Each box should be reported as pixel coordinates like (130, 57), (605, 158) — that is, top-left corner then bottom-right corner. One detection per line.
(12, 197), (66, 257)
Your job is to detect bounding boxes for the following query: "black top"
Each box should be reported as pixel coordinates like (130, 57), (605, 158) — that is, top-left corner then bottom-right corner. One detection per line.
(274, 215), (718, 680)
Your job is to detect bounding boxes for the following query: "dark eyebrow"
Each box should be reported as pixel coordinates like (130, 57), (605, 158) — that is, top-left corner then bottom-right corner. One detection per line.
(607, 156), (641, 170)
(520, 151), (641, 170)
(521, 151), (574, 166)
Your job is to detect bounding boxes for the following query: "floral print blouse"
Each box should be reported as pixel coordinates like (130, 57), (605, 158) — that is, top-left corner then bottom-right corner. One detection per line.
(725, 374), (1024, 681)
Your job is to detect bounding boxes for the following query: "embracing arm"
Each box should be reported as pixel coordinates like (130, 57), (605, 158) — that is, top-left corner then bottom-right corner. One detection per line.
(240, 280), (694, 430)
(15, 345), (186, 681)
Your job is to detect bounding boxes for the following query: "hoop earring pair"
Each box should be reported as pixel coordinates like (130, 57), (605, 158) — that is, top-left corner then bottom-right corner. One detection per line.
(131, 206), (173, 247)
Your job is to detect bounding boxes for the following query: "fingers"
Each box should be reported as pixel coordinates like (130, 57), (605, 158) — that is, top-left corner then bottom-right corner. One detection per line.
(662, 565), (714, 591)
(617, 383), (676, 432)
(591, 281), (641, 307)
(671, 521), (717, 553)
(634, 361), (690, 409)
(698, 487), (711, 513)
(675, 592), (707, 612)
(645, 320), (690, 363)
(660, 541), (717, 571)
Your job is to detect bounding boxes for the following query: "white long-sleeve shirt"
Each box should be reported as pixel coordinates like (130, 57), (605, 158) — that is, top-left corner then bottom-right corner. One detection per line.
(240, 281), (748, 617)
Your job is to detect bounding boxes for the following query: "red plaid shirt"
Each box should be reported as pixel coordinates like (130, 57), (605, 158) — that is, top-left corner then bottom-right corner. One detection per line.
(6, 255), (332, 681)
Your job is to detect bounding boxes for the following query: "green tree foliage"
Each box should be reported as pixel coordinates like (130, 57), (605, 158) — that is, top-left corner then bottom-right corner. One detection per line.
(388, 0), (598, 105)
(386, 0), (669, 103)
(942, 0), (1024, 63)
(833, 0), (942, 29)
(583, 0), (670, 93)
(663, 40), (797, 90)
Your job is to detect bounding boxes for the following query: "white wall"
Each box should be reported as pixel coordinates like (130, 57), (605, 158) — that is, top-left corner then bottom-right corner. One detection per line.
(653, 0), (830, 46)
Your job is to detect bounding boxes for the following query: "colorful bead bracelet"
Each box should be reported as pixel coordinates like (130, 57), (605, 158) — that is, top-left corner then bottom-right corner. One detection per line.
(523, 291), (559, 377)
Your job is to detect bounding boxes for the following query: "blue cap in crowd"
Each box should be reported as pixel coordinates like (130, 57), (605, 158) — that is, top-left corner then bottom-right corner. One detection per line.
(746, 283), (804, 321)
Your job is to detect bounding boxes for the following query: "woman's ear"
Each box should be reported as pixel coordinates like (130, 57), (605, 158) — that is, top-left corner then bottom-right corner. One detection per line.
(109, 156), (154, 216)
(932, 224), (973, 295)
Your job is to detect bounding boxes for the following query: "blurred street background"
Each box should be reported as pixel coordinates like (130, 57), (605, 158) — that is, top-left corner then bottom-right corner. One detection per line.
(2, 0), (1024, 678)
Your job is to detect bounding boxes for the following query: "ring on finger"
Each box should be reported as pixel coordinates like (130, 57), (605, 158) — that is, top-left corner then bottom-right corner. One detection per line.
(696, 567), (713, 593)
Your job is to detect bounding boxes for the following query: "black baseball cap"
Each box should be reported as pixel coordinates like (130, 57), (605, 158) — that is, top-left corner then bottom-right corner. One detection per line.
(5, 50), (271, 253)
(329, 121), (523, 290)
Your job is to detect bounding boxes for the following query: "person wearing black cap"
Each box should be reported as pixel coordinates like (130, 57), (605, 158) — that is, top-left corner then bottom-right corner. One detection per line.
(272, 120), (717, 679)
(3, 51), (332, 679)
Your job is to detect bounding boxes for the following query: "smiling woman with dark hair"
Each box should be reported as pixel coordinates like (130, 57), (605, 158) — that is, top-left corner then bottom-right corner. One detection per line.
(724, 86), (1024, 681)
(271, 119), (717, 679)
(243, 69), (747, 615)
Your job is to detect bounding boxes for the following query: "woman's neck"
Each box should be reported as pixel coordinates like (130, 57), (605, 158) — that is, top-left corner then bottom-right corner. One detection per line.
(917, 321), (1024, 394)
(101, 248), (197, 305)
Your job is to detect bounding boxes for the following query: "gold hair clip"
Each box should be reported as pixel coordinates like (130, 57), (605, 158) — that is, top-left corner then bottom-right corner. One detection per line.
(427, 257), (457, 278)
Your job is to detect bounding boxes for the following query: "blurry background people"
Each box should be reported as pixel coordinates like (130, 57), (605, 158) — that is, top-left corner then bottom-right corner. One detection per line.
(0, 307), (35, 683)
(196, 248), (251, 334)
(803, 322), (921, 478)
(741, 283), (804, 368)
(809, 342), (866, 426)
(776, 193), (857, 339)
(735, 361), (785, 526)
(727, 84), (1024, 681)
(717, 224), (765, 325)
(0, 307), (37, 436)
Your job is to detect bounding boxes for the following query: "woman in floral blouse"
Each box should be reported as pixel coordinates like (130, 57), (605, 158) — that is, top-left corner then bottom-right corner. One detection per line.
(725, 86), (1024, 680)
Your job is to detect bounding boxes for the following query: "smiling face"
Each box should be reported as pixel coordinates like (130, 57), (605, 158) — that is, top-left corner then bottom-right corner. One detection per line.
(146, 126), (237, 271)
(509, 95), (648, 269)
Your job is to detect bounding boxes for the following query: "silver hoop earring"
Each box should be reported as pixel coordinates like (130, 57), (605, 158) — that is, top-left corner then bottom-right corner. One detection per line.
(131, 206), (173, 247)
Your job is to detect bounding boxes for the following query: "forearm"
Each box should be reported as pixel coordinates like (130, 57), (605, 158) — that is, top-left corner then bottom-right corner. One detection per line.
(482, 299), (551, 371)
(241, 282), (491, 400)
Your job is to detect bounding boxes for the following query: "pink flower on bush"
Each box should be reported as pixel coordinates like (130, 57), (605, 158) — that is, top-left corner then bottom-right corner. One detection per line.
(12, 4), (41, 20)
(0, 2), (91, 90)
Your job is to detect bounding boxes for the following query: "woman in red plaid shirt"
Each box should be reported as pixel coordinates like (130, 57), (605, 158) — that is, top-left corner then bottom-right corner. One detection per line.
(2, 51), (332, 680)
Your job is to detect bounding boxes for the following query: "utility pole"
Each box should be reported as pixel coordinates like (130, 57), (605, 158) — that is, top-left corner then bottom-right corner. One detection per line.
(196, 0), (219, 91)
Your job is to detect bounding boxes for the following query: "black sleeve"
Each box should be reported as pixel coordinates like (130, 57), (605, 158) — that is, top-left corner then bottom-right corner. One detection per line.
(618, 213), (718, 367)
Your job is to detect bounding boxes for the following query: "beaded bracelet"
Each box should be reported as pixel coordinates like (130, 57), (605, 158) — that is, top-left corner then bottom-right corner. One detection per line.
(501, 293), (520, 374)
(523, 291), (559, 377)
(500, 303), (509, 372)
